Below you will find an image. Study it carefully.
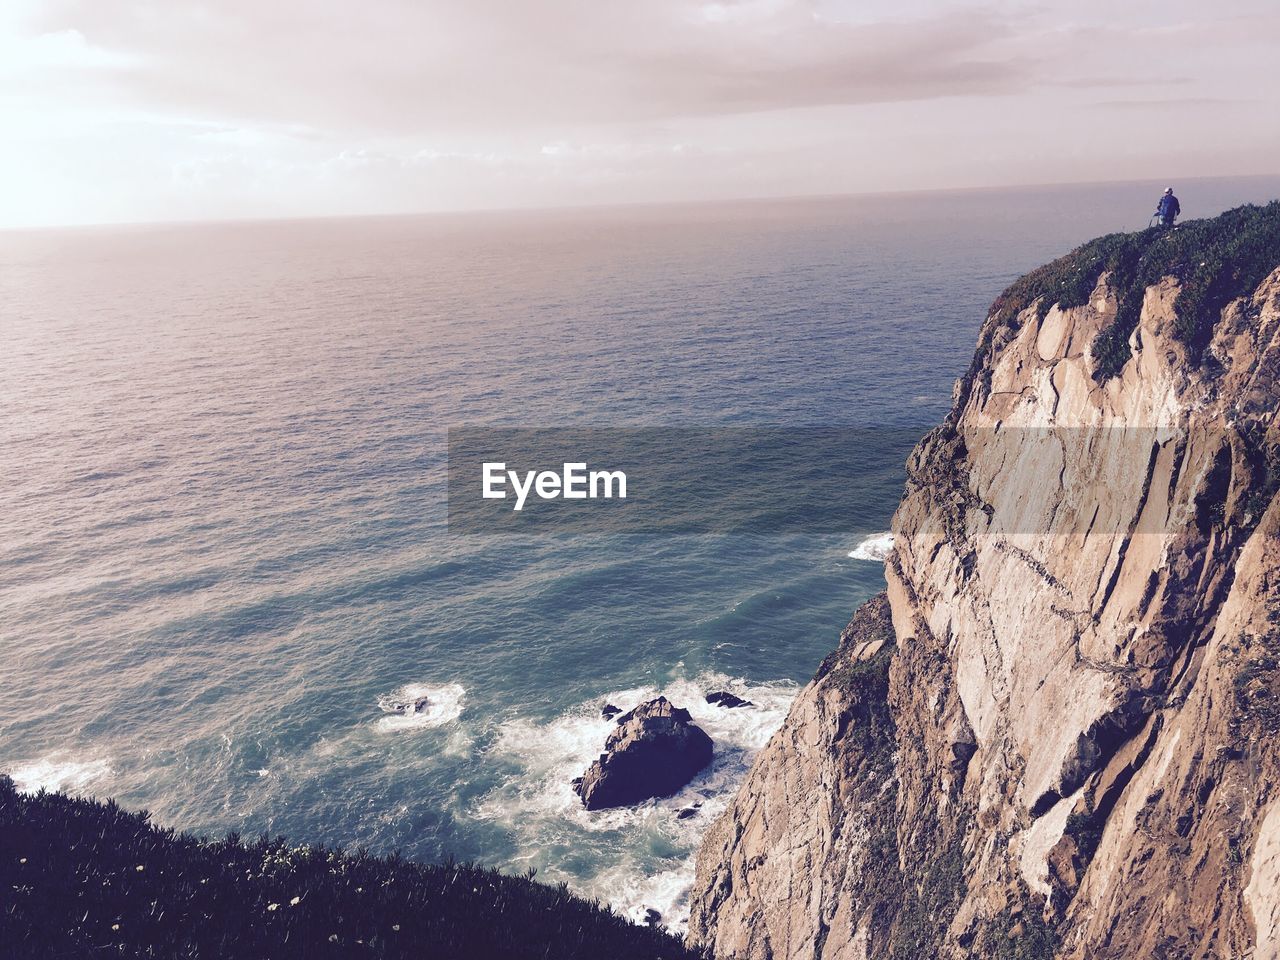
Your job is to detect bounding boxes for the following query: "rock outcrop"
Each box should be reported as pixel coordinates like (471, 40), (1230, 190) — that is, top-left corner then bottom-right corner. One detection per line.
(690, 205), (1280, 959)
(706, 692), (754, 709)
(574, 697), (713, 810)
(386, 696), (431, 715)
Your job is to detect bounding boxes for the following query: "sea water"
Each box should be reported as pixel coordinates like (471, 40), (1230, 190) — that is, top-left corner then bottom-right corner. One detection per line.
(3, 177), (1277, 929)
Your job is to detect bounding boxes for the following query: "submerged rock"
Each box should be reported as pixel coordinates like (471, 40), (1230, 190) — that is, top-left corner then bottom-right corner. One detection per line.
(601, 703), (622, 720)
(573, 697), (713, 810)
(705, 691), (753, 709)
(385, 696), (431, 715)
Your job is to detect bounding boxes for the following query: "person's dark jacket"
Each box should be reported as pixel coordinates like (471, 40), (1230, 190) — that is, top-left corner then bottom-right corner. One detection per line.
(1157, 193), (1181, 223)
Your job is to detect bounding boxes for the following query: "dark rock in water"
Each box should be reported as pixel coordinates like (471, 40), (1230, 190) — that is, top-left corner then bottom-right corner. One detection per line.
(643, 908), (662, 927)
(385, 696), (431, 715)
(573, 697), (714, 810)
(706, 691), (753, 709)
(677, 802), (703, 820)
(601, 703), (622, 720)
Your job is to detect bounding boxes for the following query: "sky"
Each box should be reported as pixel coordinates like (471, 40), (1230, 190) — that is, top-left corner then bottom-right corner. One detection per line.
(1, 0), (1277, 228)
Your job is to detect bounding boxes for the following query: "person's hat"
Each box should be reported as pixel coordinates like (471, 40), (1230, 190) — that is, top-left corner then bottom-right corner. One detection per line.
(1165, 187), (1174, 194)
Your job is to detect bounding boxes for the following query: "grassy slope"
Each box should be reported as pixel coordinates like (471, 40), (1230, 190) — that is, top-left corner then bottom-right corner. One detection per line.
(986, 201), (1280, 380)
(0, 775), (701, 960)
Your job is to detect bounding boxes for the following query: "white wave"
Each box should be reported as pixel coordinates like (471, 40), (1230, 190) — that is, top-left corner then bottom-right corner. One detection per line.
(8, 753), (113, 795)
(375, 682), (466, 732)
(848, 531), (895, 562)
(471, 672), (797, 932)
(606, 862), (698, 928)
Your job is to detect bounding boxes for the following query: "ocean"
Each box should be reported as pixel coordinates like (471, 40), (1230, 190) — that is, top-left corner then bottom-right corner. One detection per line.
(3, 176), (1278, 929)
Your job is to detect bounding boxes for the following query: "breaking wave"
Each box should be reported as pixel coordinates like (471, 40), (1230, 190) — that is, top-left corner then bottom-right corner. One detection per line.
(375, 682), (467, 732)
(848, 531), (895, 562)
(8, 753), (113, 795)
(471, 673), (796, 932)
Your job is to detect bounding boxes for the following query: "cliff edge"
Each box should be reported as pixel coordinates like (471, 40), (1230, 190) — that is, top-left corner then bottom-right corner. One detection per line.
(689, 203), (1280, 959)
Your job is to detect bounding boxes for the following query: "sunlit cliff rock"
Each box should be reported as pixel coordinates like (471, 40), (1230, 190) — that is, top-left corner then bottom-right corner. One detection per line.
(689, 203), (1280, 959)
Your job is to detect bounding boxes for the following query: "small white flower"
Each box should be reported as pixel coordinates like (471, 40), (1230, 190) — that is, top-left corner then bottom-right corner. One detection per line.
(18, 858), (26, 864)
(267, 903), (279, 912)
(112, 924), (120, 931)
(329, 934), (339, 943)
(290, 896), (301, 906)
(392, 924), (400, 932)
(135, 865), (145, 872)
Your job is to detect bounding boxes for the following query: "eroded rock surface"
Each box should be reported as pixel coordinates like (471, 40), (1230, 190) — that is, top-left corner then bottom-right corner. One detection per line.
(690, 227), (1280, 958)
(574, 697), (713, 810)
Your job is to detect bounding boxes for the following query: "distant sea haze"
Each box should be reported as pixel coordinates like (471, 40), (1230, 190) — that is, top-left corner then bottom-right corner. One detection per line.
(3, 176), (1278, 929)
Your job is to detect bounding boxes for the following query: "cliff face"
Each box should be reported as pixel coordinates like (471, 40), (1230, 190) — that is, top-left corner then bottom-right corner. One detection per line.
(689, 207), (1280, 960)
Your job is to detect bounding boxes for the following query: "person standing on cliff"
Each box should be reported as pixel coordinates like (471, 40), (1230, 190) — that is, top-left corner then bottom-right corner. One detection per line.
(1156, 187), (1181, 227)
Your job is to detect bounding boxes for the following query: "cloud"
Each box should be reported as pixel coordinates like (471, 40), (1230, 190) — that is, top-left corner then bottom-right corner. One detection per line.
(0, 26), (133, 73)
(1094, 97), (1253, 109)
(25, 0), (1032, 135)
(3, 0), (1279, 226)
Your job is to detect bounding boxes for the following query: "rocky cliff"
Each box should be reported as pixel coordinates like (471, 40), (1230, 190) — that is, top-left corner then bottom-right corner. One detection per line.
(689, 203), (1280, 959)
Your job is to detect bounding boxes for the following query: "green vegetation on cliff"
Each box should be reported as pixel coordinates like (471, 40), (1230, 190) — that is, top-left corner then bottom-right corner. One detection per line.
(987, 201), (1280, 381)
(0, 775), (700, 960)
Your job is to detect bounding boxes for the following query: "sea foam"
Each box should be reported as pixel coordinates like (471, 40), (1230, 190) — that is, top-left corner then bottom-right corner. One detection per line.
(375, 682), (467, 732)
(9, 753), (113, 795)
(471, 673), (796, 932)
(848, 531), (895, 561)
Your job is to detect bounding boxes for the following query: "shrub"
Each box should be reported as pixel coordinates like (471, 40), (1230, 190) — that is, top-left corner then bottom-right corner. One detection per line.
(0, 775), (702, 960)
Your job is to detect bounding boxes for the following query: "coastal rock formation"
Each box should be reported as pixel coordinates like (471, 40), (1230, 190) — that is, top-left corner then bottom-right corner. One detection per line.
(385, 695), (431, 715)
(706, 692), (754, 709)
(573, 697), (713, 810)
(678, 802), (703, 820)
(690, 206), (1280, 959)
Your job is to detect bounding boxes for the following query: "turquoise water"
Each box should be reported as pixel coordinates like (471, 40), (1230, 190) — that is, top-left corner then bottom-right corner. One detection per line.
(3, 177), (1278, 927)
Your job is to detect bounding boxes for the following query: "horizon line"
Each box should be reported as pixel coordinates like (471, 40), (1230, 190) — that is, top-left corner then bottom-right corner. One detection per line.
(4, 171), (1278, 236)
